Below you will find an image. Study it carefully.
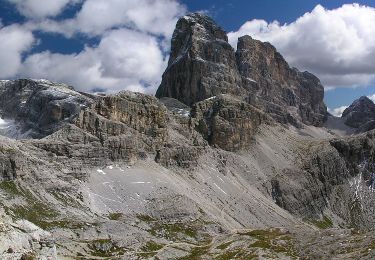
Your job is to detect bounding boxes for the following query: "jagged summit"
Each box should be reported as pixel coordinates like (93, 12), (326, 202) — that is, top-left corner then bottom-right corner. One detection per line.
(342, 96), (375, 131)
(156, 12), (327, 126)
(156, 12), (243, 106)
(169, 13), (229, 64)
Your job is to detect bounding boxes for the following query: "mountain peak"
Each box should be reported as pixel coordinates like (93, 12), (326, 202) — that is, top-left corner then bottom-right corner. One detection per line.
(156, 12), (327, 126)
(342, 96), (375, 129)
(156, 12), (242, 106)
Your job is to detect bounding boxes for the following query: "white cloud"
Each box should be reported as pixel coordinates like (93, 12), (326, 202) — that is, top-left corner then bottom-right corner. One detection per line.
(368, 94), (375, 103)
(328, 106), (348, 117)
(228, 4), (375, 89)
(27, 0), (185, 40)
(13, 0), (186, 94)
(7, 0), (81, 18)
(0, 24), (34, 78)
(19, 28), (167, 93)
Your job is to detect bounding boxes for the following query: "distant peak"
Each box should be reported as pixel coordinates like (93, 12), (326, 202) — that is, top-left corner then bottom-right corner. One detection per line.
(357, 96), (373, 103)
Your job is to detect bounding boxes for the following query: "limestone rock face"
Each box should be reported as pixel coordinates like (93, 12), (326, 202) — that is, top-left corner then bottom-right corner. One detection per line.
(76, 91), (168, 142)
(342, 96), (375, 131)
(156, 13), (327, 127)
(236, 36), (327, 126)
(0, 79), (93, 138)
(191, 95), (268, 151)
(156, 13), (243, 106)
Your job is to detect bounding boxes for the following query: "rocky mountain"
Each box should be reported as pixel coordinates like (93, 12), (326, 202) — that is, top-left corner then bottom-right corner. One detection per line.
(342, 96), (375, 132)
(1, 13), (375, 260)
(157, 13), (327, 127)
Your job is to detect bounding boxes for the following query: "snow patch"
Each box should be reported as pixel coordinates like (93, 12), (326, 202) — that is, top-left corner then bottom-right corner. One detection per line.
(97, 169), (106, 175)
(246, 78), (257, 83)
(205, 96), (217, 101)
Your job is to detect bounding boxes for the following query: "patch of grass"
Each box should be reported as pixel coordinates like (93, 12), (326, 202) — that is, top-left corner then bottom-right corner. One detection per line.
(368, 241), (375, 250)
(250, 239), (272, 249)
(179, 245), (211, 260)
(0, 181), (85, 231)
(216, 241), (234, 250)
(243, 228), (285, 240)
(214, 249), (257, 260)
(0, 182), (60, 229)
(0, 146), (16, 154)
(149, 222), (198, 241)
(88, 239), (126, 257)
(141, 241), (164, 252)
(137, 214), (156, 222)
(108, 212), (123, 220)
(242, 229), (297, 258)
(39, 219), (85, 230)
(49, 190), (82, 208)
(20, 252), (37, 260)
(0, 181), (23, 197)
(310, 215), (333, 229)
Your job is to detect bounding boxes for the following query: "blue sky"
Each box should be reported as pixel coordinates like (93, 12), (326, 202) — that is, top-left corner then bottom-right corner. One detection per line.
(0, 0), (375, 114)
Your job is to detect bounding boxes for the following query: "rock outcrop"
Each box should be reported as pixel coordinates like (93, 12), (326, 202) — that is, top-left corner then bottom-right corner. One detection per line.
(0, 79), (93, 138)
(156, 13), (327, 127)
(156, 13), (244, 106)
(191, 95), (268, 151)
(236, 35), (327, 126)
(342, 96), (375, 132)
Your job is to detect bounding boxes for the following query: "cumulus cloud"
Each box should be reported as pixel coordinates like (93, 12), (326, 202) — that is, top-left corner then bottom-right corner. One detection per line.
(7, 0), (81, 18)
(328, 106), (348, 117)
(11, 0), (186, 93)
(0, 24), (34, 78)
(368, 94), (375, 104)
(27, 0), (185, 40)
(20, 28), (167, 93)
(228, 4), (375, 89)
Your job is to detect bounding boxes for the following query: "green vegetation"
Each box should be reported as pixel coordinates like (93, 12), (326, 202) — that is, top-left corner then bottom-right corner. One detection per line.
(136, 214), (156, 222)
(0, 146), (16, 154)
(179, 245), (211, 260)
(0, 181), (23, 197)
(243, 229), (297, 258)
(108, 212), (123, 220)
(20, 252), (37, 260)
(49, 190), (82, 208)
(214, 250), (257, 260)
(88, 239), (126, 257)
(310, 215), (333, 229)
(149, 222), (198, 241)
(244, 228), (286, 240)
(216, 241), (234, 250)
(138, 240), (165, 257)
(141, 241), (165, 252)
(0, 180), (86, 231)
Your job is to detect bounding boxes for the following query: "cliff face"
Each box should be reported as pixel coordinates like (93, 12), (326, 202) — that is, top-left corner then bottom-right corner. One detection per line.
(156, 13), (244, 106)
(156, 13), (327, 127)
(236, 36), (327, 126)
(191, 94), (269, 151)
(0, 79), (93, 139)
